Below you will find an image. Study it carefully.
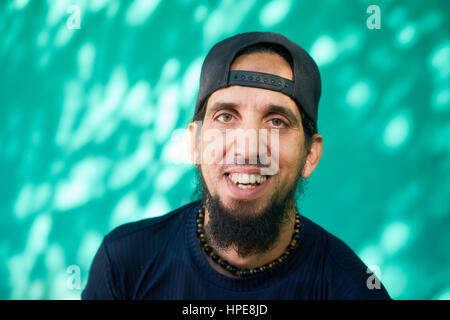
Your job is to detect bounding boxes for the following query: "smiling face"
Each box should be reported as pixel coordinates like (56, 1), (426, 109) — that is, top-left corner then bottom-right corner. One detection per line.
(195, 52), (307, 212)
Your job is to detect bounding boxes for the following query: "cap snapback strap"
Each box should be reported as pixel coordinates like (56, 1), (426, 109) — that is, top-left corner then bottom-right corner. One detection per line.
(228, 70), (293, 96)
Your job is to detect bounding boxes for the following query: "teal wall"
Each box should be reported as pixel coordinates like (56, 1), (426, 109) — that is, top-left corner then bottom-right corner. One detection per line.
(0, 0), (449, 299)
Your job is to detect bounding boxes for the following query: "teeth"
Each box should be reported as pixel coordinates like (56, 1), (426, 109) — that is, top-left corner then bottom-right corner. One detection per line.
(228, 173), (268, 186)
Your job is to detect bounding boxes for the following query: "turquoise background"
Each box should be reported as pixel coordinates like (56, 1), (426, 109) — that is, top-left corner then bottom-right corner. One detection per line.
(0, 0), (449, 299)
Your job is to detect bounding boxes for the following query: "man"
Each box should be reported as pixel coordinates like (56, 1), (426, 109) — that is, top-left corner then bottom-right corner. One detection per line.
(82, 32), (391, 299)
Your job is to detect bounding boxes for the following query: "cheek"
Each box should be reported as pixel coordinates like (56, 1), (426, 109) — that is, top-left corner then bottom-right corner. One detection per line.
(200, 126), (227, 166)
(278, 136), (304, 177)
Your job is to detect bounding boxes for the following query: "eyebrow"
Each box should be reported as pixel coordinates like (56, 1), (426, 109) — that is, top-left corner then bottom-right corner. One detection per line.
(265, 104), (300, 127)
(206, 102), (239, 116)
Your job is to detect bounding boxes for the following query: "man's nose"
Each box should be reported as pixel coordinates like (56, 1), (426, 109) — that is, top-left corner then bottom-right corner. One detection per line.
(226, 119), (262, 165)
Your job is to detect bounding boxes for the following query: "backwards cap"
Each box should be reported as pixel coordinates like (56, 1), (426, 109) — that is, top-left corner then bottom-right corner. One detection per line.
(194, 32), (321, 128)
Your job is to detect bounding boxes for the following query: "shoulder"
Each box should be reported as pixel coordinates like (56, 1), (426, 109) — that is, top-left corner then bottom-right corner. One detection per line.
(302, 216), (391, 299)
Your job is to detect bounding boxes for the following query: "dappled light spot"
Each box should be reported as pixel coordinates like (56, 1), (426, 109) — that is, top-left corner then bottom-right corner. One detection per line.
(397, 24), (417, 46)
(45, 244), (66, 274)
(381, 221), (411, 255)
(53, 157), (110, 210)
(28, 213), (52, 254)
(259, 0), (292, 28)
(109, 192), (141, 230)
(346, 81), (372, 109)
(309, 35), (338, 67)
(429, 42), (450, 79)
(11, 0), (30, 10)
(383, 113), (412, 149)
(155, 86), (180, 142)
(432, 87), (450, 112)
(142, 194), (170, 219)
(14, 182), (51, 219)
(125, 0), (160, 26)
(155, 166), (185, 193)
(88, 0), (109, 13)
(77, 43), (96, 81)
(162, 129), (191, 165)
(108, 140), (155, 190)
(194, 5), (208, 23)
(181, 57), (203, 109)
(54, 25), (75, 47)
(202, 0), (256, 48)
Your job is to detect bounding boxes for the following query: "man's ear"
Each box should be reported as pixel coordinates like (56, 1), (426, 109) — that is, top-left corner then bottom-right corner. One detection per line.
(187, 121), (201, 167)
(301, 134), (323, 179)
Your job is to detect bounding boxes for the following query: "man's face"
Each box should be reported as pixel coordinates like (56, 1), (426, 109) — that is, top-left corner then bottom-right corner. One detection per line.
(196, 52), (307, 215)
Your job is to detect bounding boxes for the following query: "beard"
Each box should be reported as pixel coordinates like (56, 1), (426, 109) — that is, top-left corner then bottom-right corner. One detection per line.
(197, 162), (308, 258)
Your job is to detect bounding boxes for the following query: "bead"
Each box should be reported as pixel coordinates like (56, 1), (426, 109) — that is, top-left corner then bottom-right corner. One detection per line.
(241, 269), (250, 277)
(198, 213), (204, 218)
(211, 255), (219, 262)
(196, 218), (203, 224)
(294, 233), (301, 240)
(196, 228), (204, 234)
(272, 260), (280, 267)
(199, 237), (207, 244)
(199, 233), (205, 238)
(281, 254), (288, 260)
(197, 223), (203, 228)
(204, 246), (212, 253)
(262, 265), (269, 272)
(287, 245), (295, 252)
(269, 263), (273, 268)
(252, 268), (260, 275)
(228, 266), (237, 274)
(220, 260), (229, 268)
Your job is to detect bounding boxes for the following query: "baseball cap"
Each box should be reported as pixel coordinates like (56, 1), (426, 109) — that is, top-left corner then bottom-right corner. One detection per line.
(194, 32), (322, 129)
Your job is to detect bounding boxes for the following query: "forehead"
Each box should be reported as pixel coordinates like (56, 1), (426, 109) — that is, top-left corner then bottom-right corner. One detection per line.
(206, 52), (300, 118)
(230, 51), (294, 80)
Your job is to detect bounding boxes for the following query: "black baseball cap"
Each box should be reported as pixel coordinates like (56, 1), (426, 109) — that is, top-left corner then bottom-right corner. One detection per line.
(194, 31), (322, 129)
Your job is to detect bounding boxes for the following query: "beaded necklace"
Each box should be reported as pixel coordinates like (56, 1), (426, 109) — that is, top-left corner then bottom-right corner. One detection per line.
(196, 205), (302, 277)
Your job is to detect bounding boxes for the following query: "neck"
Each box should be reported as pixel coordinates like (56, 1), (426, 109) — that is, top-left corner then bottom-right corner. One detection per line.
(201, 207), (297, 278)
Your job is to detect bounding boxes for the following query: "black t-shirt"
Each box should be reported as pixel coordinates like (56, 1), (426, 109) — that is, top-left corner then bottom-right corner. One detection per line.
(82, 201), (391, 299)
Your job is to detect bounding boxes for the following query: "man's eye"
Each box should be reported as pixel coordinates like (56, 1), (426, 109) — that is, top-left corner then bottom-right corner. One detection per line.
(217, 113), (233, 122)
(269, 118), (287, 127)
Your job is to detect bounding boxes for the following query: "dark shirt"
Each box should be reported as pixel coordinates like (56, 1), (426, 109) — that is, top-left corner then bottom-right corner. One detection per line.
(82, 201), (391, 299)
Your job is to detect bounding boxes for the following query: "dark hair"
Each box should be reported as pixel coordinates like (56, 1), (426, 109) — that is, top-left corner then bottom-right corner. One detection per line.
(192, 43), (318, 152)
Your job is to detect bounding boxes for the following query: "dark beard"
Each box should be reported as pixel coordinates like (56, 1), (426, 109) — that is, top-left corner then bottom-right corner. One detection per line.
(198, 169), (307, 258)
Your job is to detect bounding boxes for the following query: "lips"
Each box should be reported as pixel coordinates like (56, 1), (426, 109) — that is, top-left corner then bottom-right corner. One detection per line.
(222, 171), (272, 200)
(227, 173), (268, 189)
